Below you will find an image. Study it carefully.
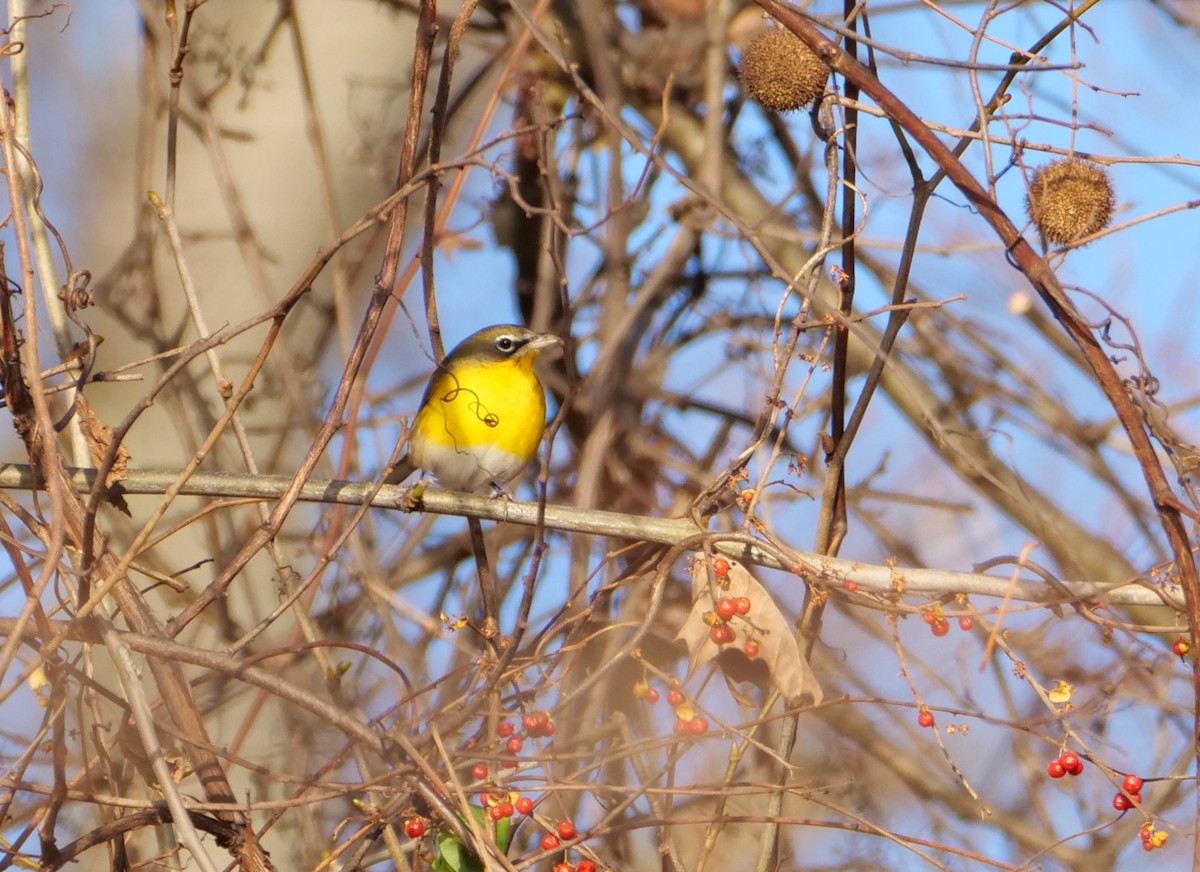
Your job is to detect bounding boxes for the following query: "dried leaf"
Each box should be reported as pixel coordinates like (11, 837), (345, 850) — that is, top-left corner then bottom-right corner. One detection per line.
(1048, 680), (1073, 704)
(28, 663), (48, 707)
(75, 393), (131, 515)
(442, 612), (470, 630)
(677, 556), (822, 705)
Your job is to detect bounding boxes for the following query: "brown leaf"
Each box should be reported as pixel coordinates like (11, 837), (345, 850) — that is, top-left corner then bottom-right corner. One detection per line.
(676, 557), (822, 705)
(75, 393), (131, 516)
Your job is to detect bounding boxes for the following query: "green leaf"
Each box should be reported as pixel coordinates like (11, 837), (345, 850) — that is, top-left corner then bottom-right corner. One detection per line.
(431, 805), (512, 872)
(432, 826), (483, 872)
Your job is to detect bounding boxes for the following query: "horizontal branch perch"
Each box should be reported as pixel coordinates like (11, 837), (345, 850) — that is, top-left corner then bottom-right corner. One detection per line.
(0, 463), (1177, 612)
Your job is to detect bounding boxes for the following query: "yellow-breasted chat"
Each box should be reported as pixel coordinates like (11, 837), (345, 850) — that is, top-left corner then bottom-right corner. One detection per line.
(385, 324), (561, 491)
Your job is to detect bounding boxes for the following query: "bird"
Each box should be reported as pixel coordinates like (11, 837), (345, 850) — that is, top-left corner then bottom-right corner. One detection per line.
(385, 324), (562, 491)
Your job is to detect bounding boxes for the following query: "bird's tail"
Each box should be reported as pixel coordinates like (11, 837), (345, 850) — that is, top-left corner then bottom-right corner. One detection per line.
(383, 455), (416, 485)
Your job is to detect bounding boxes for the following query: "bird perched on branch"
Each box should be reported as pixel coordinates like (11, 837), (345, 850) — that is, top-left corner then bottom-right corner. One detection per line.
(385, 324), (561, 491)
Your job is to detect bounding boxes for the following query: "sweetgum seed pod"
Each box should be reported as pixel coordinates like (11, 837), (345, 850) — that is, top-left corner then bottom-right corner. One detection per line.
(1026, 158), (1115, 245)
(739, 27), (829, 112)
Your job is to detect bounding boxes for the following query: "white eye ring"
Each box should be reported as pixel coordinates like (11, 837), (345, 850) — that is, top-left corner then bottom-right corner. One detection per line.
(496, 336), (516, 352)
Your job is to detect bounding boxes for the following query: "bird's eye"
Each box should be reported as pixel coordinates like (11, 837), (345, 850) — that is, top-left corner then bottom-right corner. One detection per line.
(495, 336), (516, 352)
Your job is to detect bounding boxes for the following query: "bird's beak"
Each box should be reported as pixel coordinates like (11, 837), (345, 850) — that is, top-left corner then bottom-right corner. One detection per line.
(526, 333), (563, 353)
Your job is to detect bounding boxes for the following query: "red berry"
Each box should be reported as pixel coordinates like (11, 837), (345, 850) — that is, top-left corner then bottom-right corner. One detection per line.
(673, 718), (689, 733)
(557, 820), (577, 840)
(404, 818), (426, 838)
(734, 596), (751, 615)
(497, 800), (514, 817)
(554, 864), (573, 872)
(917, 710), (935, 728)
(515, 796), (534, 815)
(489, 804), (507, 821)
(843, 579), (858, 592)
(709, 624), (729, 645)
(742, 640), (760, 658)
(688, 714), (708, 733)
(1123, 774), (1144, 794)
(501, 757), (517, 769)
(1046, 760), (1066, 779)
(644, 687), (660, 703)
(1113, 792), (1132, 811)
(667, 688), (686, 707)
(1174, 638), (1191, 656)
(525, 711), (552, 736)
(497, 720), (515, 737)
(578, 862), (597, 872)
(958, 616), (974, 631)
(716, 598), (738, 621)
(713, 556), (730, 577)
(506, 735), (524, 754)
(931, 618), (950, 637)
(1058, 752), (1083, 776)
(921, 609), (937, 624)
(1143, 840), (1155, 852)
(471, 762), (488, 780)
(1139, 824), (1154, 841)
(541, 833), (561, 851)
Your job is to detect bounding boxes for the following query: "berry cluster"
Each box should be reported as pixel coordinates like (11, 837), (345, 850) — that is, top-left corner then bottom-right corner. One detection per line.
(541, 819), (576, 848)
(551, 861), (597, 872)
(663, 686), (708, 734)
(1045, 751), (1084, 779)
(485, 792), (517, 821)
(477, 782), (537, 822)
(701, 557), (761, 656)
(402, 792), (540, 829)
(706, 595), (752, 648)
(406, 715), (611, 869)
(1139, 822), (1168, 852)
(920, 606), (973, 636)
(543, 819), (600, 872)
(1044, 754), (1165, 849)
(1111, 773), (1144, 812)
(633, 680), (660, 703)
(522, 710), (556, 739)
(635, 679), (707, 731)
(406, 804), (605, 871)
(475, 714), (554, 767)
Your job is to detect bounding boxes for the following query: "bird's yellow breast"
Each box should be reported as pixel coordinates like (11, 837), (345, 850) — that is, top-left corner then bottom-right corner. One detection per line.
(408, 355), (547, 490)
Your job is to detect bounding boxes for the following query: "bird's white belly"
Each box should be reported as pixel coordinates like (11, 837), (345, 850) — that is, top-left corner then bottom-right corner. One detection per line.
(412, 437), (527, 491)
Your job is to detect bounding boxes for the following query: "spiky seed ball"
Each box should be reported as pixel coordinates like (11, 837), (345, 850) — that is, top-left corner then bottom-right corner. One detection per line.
(739, 27), (829, 112)
(1026, 158), (1115, 245)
